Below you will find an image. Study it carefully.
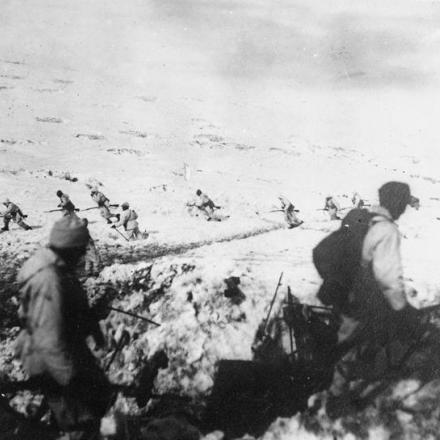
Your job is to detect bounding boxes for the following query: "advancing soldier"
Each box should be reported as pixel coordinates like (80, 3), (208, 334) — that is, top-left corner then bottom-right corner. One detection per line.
(409, 195), (420, 210)
(15, 216), (113, 438)
(325, 182), (429, 417)
(80, 218), (101, 277)
(278, 196), (303, 229)
(90, 189), (118, 224)
(56, 190), (76, 216)
(1, 199), (32, 231)
(324, 196), (340, 221)
(189, 189), (220, 221)
(111, 202), (141, 240)
(351, 192), (365, 209)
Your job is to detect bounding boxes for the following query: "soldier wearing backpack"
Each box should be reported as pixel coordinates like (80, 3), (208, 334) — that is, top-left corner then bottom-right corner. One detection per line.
(112, 202), (141, 240)
(315, 182), (427, 417)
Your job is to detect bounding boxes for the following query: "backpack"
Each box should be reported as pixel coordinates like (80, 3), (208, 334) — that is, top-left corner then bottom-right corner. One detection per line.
(312, 208), (375, 309)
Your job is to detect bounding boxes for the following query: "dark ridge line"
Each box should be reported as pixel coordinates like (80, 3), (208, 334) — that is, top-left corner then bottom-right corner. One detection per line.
(101, 222), (286, 266)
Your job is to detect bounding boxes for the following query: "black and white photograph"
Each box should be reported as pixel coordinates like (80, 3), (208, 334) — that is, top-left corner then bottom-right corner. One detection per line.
(1, 0), (440, 439)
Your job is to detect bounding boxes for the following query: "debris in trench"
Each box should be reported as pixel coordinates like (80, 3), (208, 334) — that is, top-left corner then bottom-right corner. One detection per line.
(223, 276), (245, 305)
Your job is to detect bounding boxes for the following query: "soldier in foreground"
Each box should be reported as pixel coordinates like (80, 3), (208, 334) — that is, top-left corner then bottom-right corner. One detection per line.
(90, 189), (118, 224)
(278, 196), (303, 229)
(111, 202), (141, 240)
(323, 196), (340, 220)
(1, 199), (32, 231)
(323, 182), (433, 416)
(15, 216), (113, 439)
(56, 190), (76, 216)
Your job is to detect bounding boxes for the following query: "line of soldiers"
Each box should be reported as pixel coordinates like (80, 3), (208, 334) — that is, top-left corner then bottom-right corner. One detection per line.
(4, 179), (434, 439)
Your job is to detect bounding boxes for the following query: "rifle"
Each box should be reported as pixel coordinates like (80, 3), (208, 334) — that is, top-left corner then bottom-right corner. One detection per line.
(81, 204), (119, 212)
(107, 306), (161, 326)
(44, 208), (80, 213)
(269, 209), (300, 213)
(262, 272), (283, 335)
(112, 226), (129, 242)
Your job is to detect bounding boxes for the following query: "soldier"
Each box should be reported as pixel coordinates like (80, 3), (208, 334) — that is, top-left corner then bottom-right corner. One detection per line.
(90, 189), (118, 224)
(80, 218), (101, 277)
(56, 190), (76, 216)
(324, 196), (340, 221)
(111, 202), (141, 240)
(190, 189), (220, 221)
(1, 199), (32, 231)
(326, 182), (429, 417)
(278, 196), (303, 229)
(15, 216), (113, 438)
(351, 192), (365, 209)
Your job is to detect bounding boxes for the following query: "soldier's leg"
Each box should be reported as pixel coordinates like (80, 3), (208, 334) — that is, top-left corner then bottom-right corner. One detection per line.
(16, 216), (32, 230)
(100, 206), (112, 224)
(2, 214), (11, 231)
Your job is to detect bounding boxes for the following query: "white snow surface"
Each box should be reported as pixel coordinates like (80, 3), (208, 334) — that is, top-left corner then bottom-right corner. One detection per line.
(2, 0), (440, 438)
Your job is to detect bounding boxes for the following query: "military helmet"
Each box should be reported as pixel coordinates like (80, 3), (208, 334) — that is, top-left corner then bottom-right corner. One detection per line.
(56, 190), (63, 197)
(121, 202), (129, 209)
(3, 198), (10, 205)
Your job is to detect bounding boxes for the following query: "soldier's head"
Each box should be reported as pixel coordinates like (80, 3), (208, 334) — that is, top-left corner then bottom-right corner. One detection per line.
(49, 216), (89, 266)
(379, 181), (411, 220)
(121, 202), (129, 210)
(3, 198), (10, 206)
(196, 189), (202, 196)
(56, 190), (63, 197)
(90, 190), (97, 197)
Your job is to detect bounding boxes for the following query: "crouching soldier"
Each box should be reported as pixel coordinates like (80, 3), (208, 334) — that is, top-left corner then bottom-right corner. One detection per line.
(1, 199), (32, 231)
(112, 202), (141, 240)
(324, 196), (340, 221)
(90, 189), (118, 224)
(15, 216), (113, 438)
(189, 189), (220, 221)
(56, 190), (76, 216)
(279, 196), (303, 229)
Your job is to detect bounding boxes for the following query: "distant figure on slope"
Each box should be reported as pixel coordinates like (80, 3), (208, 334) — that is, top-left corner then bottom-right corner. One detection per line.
(188, 189), (221, 221)
(278, 196), (303, 229)
(351, 192), (365, 209)
(15, 216), (113, 438)
(409, 195), (420, 210)
(90, 189), (118, 224)
(56, 190), (76, 216)
(80, 218), (101, 277)
(1, 199), (32, 231)
(111, 202), (141, 240)
(324, 196), (340, 221)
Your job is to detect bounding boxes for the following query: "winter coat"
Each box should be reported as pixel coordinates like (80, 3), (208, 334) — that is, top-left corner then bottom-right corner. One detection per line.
(339, 206), (407, 344)
(58, 194), (75, 214)
(15, 248), (102, 386)
(114, 208), (138, 231)
(92, 191), (109, 207)
(196, 193), (215, 209)
(4, 202), (20, 216)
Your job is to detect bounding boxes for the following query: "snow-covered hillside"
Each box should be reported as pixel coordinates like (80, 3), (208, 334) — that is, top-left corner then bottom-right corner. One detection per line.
(2, 0), (440, 438)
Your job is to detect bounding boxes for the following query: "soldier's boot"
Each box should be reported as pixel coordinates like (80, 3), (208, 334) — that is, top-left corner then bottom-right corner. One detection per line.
(1, 217), (10, 231)
(17, 220), (32, 230)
